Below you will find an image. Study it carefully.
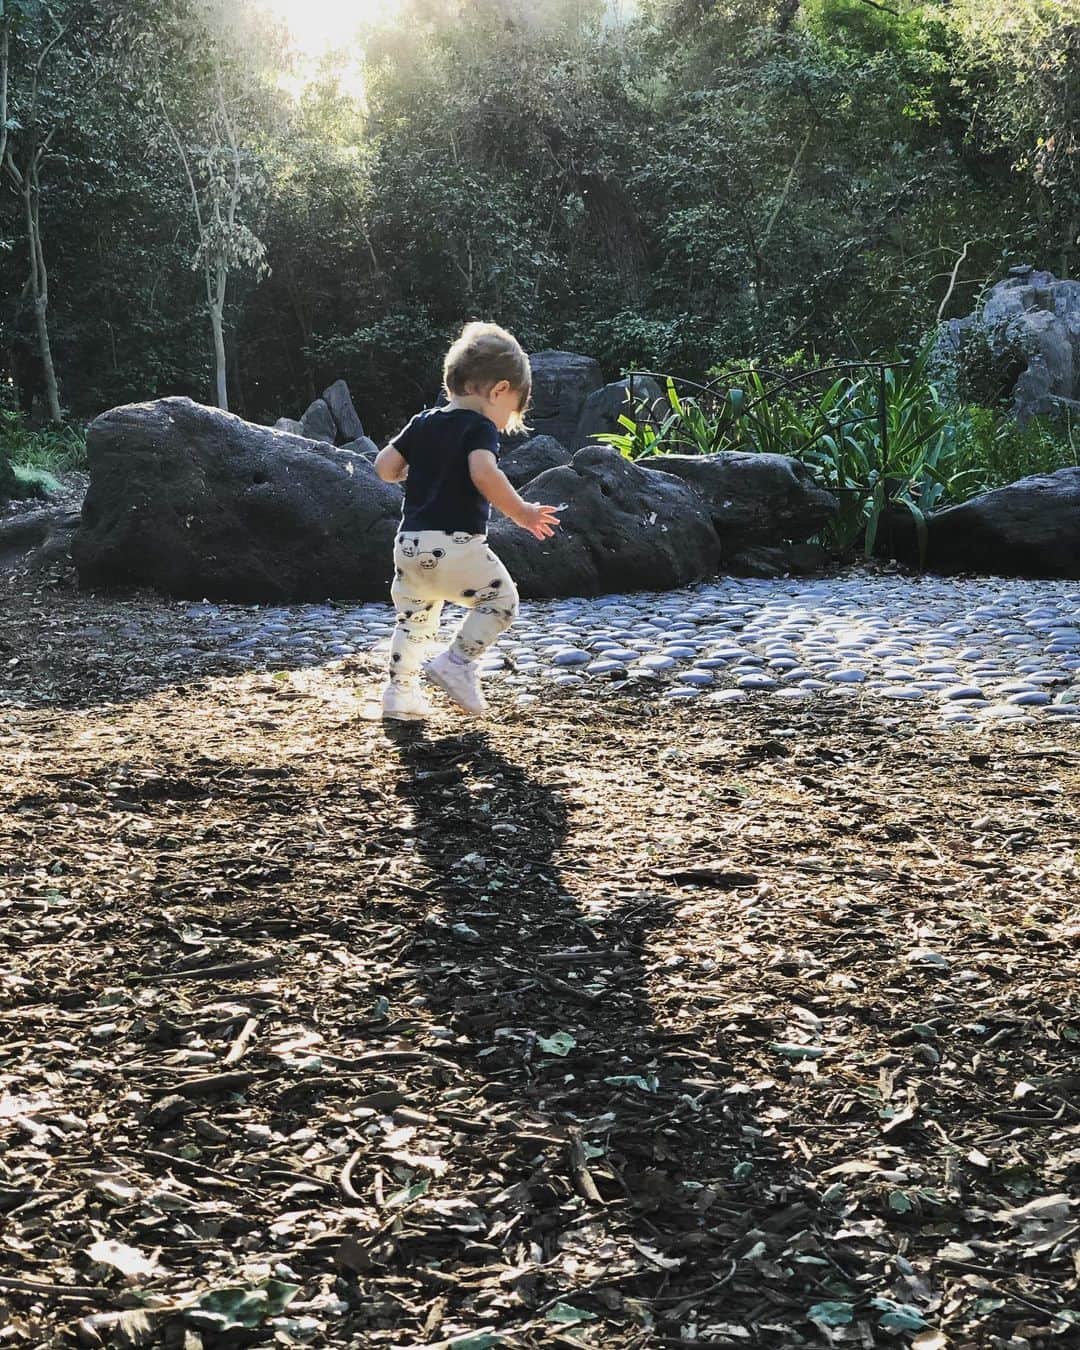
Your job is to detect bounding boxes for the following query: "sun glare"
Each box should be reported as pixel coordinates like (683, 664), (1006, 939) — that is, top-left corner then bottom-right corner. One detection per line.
(259, 0), (398, 97)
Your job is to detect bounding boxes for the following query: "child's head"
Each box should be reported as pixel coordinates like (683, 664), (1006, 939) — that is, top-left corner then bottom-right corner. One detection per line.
(443, 321), (531, 434)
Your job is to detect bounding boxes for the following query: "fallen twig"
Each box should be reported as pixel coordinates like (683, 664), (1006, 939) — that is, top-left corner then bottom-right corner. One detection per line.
(130, 955), (279, 983)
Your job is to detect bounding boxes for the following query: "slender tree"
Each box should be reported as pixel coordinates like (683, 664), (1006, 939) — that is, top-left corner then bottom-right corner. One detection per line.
(1, 0), (76, 422)
(146, 0), (271, 411)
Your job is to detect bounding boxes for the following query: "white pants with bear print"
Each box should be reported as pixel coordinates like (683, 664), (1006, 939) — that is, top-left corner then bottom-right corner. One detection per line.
(387, 530), (519, 689)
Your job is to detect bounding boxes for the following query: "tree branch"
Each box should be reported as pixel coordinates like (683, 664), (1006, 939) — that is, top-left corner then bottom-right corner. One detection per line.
(214, 62), (242, 234)
(937, 240), (971, 323)
(0, 18), (10, 169)
(156, 82), (206, 246)
(760, 124), (813, 253)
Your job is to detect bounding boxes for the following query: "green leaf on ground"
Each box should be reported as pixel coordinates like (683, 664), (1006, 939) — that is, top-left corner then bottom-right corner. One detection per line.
(770, 1043), (827, 1060)
(603, 1074), (659, 1092)
(808, 1301), (854, 1327)
(386, 1178), (430, 1207)
(188, 1279), (299, 1330)
(536, 1031), (576, 1056)
(871, 1298), (928, 1332)
(545, 1303), (599, 1324)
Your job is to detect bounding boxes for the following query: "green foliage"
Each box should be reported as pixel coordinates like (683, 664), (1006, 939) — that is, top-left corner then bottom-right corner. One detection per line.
(2, 0), (1078, 430)
(0, 408), (86, 472)
(949, 322), (1030, 408)
(12, 462), (63, 498)
(598, 346), (989, 563)
(956, 406), (1078, 487)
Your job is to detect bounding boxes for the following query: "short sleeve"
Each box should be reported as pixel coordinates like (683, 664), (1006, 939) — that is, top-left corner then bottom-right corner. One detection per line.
(388, 413), (421, 460)
(466, 415), (500, 460)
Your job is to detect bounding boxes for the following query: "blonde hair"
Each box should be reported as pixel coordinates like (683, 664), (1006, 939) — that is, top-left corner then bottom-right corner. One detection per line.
(443, 321), (532, 435)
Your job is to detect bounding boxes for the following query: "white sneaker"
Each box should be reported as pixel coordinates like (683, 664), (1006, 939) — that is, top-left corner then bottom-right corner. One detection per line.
(423, 649), (487, 716)
(381, 683), (434, 721)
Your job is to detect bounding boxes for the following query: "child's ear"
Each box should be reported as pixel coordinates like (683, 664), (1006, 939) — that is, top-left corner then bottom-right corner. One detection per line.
(489, 379), (511, 400)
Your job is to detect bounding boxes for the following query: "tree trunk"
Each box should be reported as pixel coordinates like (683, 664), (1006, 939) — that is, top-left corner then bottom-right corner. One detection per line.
(211, 259), (228, 411)
(0, 20), (10, 169)
(1061, 214), (1077, 281)
(23, 164), (62, 423)
(34, 294), (61, 424)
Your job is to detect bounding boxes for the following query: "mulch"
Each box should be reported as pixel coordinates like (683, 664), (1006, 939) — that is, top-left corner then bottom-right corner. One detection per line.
(1, 576), (1078, 1350)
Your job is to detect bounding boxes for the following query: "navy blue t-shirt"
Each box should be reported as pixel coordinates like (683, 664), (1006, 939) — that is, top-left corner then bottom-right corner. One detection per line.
(390, 407), (500, 534)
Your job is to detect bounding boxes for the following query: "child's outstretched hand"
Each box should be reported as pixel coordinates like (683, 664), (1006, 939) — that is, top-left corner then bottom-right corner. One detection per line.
(514, 502), (561, 540)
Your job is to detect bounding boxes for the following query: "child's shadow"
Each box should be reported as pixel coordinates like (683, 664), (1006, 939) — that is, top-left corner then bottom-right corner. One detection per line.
(382, 720), (758, 1314)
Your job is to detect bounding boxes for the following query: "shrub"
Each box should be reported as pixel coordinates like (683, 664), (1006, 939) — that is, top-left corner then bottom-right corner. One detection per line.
(598, 345), (988, 563)
(955, 406), (1078, 486)
(950, 323), (1029, 408)
(0, 410), (88, 475)
(0, 441), (16, 506)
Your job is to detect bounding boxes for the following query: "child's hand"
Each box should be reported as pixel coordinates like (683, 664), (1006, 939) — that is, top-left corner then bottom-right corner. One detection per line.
(514, 502), (561, 539)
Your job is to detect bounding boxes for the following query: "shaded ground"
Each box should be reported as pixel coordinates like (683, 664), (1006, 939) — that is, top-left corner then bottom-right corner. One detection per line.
(0, 470), (88, 522)
(1, 581), (1078, 1350)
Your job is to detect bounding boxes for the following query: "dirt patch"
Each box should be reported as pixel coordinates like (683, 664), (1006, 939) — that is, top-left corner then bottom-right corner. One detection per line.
(1, 469), (87, 520)
(1, 585), (1078, 1349)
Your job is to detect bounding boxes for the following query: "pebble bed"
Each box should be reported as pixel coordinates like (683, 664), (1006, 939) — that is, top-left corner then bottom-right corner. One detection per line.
(178, 574), (1080, 728)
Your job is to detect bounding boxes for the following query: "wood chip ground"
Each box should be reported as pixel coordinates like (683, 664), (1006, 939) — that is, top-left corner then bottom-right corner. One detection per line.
(1, 578), (1078, 1349)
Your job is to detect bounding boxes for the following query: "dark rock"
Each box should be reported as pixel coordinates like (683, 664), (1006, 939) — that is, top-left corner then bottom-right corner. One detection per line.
(489, 444), (722, 599)
(72, 397), (402, 602)
(647, 452), (837, 550)
(322, 379), (364, 442)
(273, 417), (304, 436)
(499, 435), (572, 488)
(0, 506), (80, 570)
(504, 351), (603, 452)
(340, 435), (380, 460)
(300, 398), (337, 444)
(888, 467), (1080, 579)
(573, 376), (665, 451)
(727, 542), (831, 578)
(938, 268), (1080, 423)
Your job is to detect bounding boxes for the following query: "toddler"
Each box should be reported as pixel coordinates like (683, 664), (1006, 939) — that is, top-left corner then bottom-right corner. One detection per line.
(374, 322), (560, 720)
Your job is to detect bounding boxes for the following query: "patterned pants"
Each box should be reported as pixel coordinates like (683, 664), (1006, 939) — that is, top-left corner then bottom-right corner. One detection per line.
(387, 530), (520, 689)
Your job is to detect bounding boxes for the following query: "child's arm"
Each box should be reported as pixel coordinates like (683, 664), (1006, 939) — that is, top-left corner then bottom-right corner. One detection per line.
(374, 445), (409, 483)
(469, 451), (560, 540)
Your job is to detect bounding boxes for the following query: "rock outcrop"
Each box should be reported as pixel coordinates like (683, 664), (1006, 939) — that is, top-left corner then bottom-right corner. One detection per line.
(71, 399), (844, 602)
(938, 265), (1080, 423)
(489, 445), (723, 598)
(499, 435), (573, 488)
(648, 452), (838, 548)
(889, 467), (1080, 580)
(574, 376), (665, 450)
(72, 398), (401, 602)
(504, 351), (603, 452)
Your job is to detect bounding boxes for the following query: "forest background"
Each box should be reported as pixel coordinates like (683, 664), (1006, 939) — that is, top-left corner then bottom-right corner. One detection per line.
(0, 0), (1077, 445)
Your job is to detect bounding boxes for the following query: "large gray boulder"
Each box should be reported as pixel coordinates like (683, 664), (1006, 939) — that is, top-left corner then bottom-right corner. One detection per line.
(322, 380), (365, 442)
(646, 452), (837, 550)
(938, 266), (1080, 423)
(505, 351), (603, 451)
(300, 398), (338, 444)
(273, 417), (304, 436)
(489, 445), (722, 598)
(72, 398), (401, 602)
(69, 399), (838, 605)
(499, 435), (572, 488)
(888, 467), (1080, 579)
(574, 376), (665, 451)
(341, 435), (380, 460)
